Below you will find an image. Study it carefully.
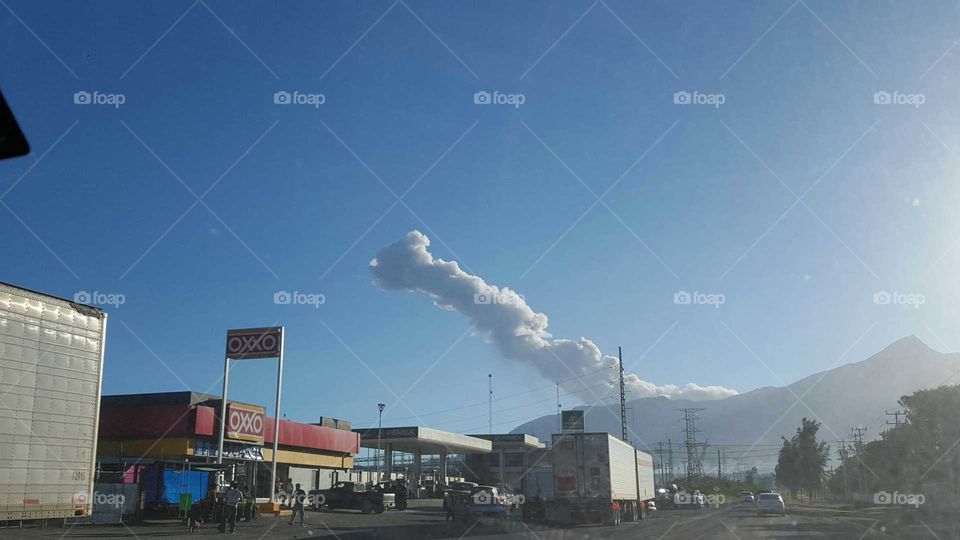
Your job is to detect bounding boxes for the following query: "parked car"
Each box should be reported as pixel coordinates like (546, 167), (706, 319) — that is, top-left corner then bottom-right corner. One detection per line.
(756, 493), (786, 516)
(310, 482), (390, 514)
(373, 481), (407, 510)
(645, 499), (657, 512)
(739, 491), (755, 504)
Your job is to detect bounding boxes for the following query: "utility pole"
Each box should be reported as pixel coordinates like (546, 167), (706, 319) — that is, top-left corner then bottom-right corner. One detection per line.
(838, 440), (849, 502)
(656, 442), (666, 486)
(667, 438), (674, 483)
(850, 426), (867, 498)
(488, 374), (493, 434)
(678, 408), (706, 480)
(717, 449), (722, 479)
(619, 347), (628, 443)
(556, 380), (561, 434)
(886, 410), (906, 426)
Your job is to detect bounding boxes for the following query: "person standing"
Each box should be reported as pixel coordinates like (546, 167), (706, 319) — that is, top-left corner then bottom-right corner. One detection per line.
(288, 483), (306, 527)
(283, 478), (294, 508)
(218, 482), (243, 534)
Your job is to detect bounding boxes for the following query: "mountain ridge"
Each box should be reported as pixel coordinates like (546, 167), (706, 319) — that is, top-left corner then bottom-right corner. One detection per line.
(510, 336), (960, 469)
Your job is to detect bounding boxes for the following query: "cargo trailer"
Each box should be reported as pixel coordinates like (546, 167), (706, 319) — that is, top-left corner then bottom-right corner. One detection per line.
(549, 432), (655, 525)
(0, 282), (107, 521)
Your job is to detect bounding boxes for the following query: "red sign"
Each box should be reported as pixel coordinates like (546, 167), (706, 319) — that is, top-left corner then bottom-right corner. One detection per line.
(226, 327), (282, 359)
(226, 402), (265, 444)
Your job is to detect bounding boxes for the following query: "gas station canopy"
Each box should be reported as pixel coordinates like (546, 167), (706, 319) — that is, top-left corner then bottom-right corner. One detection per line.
(353, 426), (492, 455)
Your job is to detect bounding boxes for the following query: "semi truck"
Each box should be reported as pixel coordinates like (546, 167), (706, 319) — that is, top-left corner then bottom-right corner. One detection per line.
(0, 282), (107, 521)
(548, 432), (655, 525)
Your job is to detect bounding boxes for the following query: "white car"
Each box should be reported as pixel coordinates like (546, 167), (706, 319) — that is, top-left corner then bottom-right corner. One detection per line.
(756, 493), (786, 516)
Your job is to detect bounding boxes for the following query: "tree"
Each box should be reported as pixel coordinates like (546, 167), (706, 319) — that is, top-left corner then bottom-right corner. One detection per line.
(776, 417), (830, 500)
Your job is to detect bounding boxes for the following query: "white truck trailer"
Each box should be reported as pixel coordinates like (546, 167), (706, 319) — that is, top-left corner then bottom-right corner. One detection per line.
(550, 432), (655, 525)
(0, 282), (107, 521)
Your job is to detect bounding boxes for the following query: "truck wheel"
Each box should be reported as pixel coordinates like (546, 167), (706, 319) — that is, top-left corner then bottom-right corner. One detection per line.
(361, 500), (374, 514)
(396, 500), (407, 511)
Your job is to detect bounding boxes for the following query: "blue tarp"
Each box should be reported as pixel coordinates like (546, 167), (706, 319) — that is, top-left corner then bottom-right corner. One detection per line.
(143, 466), (209, 505)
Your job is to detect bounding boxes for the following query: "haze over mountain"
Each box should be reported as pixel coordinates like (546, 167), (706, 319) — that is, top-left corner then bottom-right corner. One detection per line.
(511, 336), (960, 470)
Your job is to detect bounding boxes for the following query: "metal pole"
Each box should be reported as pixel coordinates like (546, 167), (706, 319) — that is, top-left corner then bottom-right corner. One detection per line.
(556, 380), (561, 434)
(268, 327), (284, 501)
(488, 374), (493, 433)
(377, 403), (385, 480)
(619, 347), (628, 442)
(218, 356), (230, 464)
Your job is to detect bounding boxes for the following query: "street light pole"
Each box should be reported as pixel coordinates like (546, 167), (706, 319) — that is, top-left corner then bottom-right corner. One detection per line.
(377, 403), (386, 481)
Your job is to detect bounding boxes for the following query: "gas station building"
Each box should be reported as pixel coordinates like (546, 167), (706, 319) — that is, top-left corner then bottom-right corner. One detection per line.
(353, 427), (544, 493)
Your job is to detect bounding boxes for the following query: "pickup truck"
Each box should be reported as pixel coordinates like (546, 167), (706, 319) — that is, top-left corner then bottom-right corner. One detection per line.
(309, 482), (391, 514)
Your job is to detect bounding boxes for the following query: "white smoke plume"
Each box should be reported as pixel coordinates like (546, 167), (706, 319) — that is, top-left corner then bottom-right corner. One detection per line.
(370, 231), (738, 402)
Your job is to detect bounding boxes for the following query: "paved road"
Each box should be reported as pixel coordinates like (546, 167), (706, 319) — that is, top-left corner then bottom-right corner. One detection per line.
(0, 501), (928, 539)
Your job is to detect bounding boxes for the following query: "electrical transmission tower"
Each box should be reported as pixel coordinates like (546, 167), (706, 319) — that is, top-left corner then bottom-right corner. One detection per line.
(677, 408), (706, 480)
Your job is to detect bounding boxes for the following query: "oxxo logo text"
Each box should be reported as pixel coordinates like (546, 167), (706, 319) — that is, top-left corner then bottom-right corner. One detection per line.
(73, 91), (126, 108)
(273, 90), (326, 108)
(873, 91), (925, 108)
(874, 491), (924, 508)
(873, 290), (925, 308)
(228, 406), (265, 439)
(74, 290), (125, 308)
(673, 90), (725, 108)
(474, 290), (524, 306)
(473, 90), (526, 108)
(674, 290), (725, 308)
(226, 331), (280, 357)
(274, 290), (325, 308)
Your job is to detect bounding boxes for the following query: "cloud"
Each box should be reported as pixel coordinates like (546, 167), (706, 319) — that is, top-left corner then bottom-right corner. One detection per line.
(370, 231), (737, 401)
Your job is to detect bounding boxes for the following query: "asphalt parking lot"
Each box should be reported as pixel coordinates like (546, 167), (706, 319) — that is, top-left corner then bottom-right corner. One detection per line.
(0, 500), (941, 539)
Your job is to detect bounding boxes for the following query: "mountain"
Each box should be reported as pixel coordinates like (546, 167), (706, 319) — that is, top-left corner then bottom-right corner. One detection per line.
(510, 336), (960, 470)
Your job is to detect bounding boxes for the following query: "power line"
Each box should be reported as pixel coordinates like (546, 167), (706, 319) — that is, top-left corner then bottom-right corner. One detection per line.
(352, 366), (615, 426)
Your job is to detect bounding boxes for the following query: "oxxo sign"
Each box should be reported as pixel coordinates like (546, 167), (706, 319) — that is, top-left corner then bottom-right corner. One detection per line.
(226, 327), (282, 359)
(226, 402), (266, 445)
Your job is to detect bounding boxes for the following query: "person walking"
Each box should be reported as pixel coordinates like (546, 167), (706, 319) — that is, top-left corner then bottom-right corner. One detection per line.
(218, 482), (243, 534)
(288, 483), (306, 527)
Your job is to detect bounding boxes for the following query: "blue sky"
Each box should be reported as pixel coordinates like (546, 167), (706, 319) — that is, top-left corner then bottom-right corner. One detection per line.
(2, 0), (960, 434)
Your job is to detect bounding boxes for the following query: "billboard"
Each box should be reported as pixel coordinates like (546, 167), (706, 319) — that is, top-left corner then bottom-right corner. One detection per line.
(561, 410), (584, 433)
(226, 327), (282, 359)
(226, 402), (266, 445)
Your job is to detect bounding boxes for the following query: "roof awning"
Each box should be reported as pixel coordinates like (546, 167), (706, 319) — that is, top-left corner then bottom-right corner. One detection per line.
(353, 426), (492, 454)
